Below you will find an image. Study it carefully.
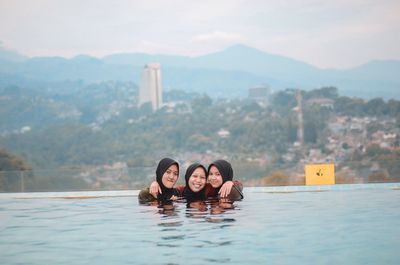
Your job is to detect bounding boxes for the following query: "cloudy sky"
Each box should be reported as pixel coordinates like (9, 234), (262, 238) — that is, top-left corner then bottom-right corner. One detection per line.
(0, 0), (399, 69)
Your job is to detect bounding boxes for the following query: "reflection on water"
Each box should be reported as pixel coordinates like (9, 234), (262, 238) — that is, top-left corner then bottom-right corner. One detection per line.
(157, 199), (237, 226)
(157, 202), (178, 217)
(205, 217), (236, 224)
(187, 201), (208, 211)
(185, 201), (208, 219)
(161, 235), (185, 240)
(157, 221), (183, 228)
(154, 198), (238, 257)
(204, 257), (231, 263)
(157, 203), (183, 230)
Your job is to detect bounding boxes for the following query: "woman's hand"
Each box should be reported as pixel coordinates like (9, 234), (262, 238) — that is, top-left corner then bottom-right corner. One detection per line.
(218, 181), (234, 198)
(149, 181), (161, 198)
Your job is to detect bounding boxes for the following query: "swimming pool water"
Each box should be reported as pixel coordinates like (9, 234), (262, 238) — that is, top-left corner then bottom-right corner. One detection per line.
(1, 184), (399, 265)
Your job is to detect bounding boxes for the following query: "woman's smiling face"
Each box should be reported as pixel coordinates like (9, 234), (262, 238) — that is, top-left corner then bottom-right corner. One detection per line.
(208, 165), (223, 188)
(188, 167), (207, 192)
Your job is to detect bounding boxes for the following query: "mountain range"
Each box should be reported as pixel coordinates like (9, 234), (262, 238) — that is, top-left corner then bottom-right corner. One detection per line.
(1, 44), (399, 99)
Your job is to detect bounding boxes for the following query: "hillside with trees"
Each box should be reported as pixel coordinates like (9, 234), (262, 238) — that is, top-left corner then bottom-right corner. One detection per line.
(0, 84), (399, 191)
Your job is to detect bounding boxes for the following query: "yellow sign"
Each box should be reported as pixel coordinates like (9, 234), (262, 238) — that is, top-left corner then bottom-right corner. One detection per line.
(305, 163), (335, 185)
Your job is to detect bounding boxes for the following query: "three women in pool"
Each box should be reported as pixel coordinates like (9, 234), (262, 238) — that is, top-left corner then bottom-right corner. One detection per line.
(138, 158), (243, 204)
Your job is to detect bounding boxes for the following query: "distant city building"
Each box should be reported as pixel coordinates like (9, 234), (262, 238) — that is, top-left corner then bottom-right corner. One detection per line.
(248, 85), (270, 100)
(139, 63), (162, 111)
(217, 128), (230, 138)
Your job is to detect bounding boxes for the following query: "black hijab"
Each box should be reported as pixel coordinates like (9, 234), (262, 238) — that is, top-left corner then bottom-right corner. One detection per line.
(182, 163), (207, 202)
(155, 158), (179, 202)
(207, 159), (233, 188)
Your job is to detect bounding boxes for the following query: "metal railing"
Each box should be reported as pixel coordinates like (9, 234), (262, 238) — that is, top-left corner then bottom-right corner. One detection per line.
(0, 166), (156, 193)
(1, 160), (399, 192)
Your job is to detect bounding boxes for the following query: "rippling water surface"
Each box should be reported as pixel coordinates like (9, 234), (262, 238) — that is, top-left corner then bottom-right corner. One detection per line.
(1, 185), (400, 265)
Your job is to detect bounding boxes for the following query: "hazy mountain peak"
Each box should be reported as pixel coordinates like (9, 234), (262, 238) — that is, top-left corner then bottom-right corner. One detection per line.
(223, 43), (262, 53)
(72, 54), (98, 60)
(71, 55), (102, 64)
(0, 44), (399, 99)
(203, 43), (266, 58)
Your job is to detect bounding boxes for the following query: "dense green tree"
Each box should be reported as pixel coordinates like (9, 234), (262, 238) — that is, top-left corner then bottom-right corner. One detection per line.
(271, 89), (297, 115)
(335, 96), (365, 116)
(0, 148), (32, 192)
(304, 86), (339, 100)
(0, 148), (31, 171)
(365, 98), (388, 116)
(191, 94), (212, 113)
(387, 99), (400, 116)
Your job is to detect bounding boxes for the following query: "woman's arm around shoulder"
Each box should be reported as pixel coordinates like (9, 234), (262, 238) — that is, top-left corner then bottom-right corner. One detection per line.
(229, 180), (244, 200)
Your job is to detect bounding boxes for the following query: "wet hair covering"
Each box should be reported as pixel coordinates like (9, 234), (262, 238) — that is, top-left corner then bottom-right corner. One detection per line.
(156, 158), (180, 202)
(208, 159), (233, 184)
(183, 163), (207, 202)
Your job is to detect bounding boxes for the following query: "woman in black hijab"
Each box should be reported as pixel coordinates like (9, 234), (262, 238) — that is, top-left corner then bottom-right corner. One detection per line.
(138, 158), (180, 204)
(206, 159), (243, 200)
(182, 163), (208, 202)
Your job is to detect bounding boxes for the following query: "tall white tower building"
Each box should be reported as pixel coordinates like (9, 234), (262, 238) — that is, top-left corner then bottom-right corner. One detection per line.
(139, 63), (162, 111)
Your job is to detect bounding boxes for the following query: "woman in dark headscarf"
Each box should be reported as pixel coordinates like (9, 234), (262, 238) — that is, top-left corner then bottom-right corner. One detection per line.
(206, 159), (243, 200)
(181, 163), (208, 202)
(138, 157), (180, 204)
